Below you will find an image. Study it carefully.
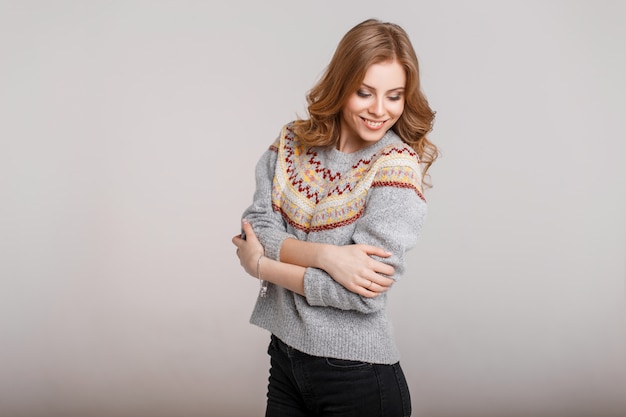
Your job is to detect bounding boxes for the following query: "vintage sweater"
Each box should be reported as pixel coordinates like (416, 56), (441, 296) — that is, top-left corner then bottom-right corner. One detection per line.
(242, 121), (427, 364)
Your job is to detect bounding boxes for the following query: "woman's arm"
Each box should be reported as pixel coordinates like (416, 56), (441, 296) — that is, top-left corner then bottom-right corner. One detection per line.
(234, 181), (427, 315)
(279, 239), (396, 296)
(300, 166), (427, 313)
(233, 219), (388, 298)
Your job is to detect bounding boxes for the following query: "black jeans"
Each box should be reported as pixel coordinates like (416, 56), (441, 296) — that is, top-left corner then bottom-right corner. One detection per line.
(265, 335), (412, 417)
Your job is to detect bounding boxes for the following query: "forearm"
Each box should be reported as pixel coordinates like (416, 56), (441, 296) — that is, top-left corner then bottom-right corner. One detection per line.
(258, 256), (306, 296)
(279, 238), (333, 269)
(280, 233), (395, 299)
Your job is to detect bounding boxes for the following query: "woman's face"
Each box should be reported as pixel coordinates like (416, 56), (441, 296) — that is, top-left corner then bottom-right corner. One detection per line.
(338, 60), (406, 153)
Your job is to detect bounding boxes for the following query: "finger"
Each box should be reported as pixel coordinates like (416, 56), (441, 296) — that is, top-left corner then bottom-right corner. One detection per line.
(351, 283), (378, 298)
(359, 285), (380, 298)
(368, 274), (394, 289)
(232, 235), (243, 246)
(241, 219), (258, 241)
(370, 281), (389, 293)
(365, 279), (376, 292)
(361, 245), (393, 258)
(359, 278), (385, 295)
(371, 260), (395, 276)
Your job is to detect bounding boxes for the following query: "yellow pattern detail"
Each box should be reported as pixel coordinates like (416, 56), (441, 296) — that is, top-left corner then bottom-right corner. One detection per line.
(272, 126), (422, 232)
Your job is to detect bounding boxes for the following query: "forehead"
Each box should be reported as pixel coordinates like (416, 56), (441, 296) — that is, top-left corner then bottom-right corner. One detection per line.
(361, 60), (406, 89)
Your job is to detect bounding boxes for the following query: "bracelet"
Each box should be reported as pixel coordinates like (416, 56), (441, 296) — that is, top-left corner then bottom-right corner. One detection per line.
(257, 255), (268, 298)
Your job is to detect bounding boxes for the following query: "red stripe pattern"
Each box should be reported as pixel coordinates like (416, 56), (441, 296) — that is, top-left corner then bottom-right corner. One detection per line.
(270, 124), (424, 233)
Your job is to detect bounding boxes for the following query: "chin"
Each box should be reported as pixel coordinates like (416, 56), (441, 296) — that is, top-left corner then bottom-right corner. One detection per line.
(361, 130), (387, 142)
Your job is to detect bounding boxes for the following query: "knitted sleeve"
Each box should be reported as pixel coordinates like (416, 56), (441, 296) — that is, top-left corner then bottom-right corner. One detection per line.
(303, 165), (427, 313)
(241, 138), (296, 261)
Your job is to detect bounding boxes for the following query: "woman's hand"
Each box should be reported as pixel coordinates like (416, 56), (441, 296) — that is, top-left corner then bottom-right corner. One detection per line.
(280, 238), (396, 298)
(231, 219), (264, 279)
(319, 244), (395, 297)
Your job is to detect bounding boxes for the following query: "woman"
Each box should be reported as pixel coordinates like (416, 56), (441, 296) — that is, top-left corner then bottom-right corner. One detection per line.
(232, 18), (438, 417)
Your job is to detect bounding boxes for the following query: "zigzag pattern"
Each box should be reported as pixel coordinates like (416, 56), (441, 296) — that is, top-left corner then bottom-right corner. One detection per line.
(271, 124), (423, 233)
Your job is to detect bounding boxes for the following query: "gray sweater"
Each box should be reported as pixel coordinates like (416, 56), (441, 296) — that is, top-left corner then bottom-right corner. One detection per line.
(243, 122), (427, 364)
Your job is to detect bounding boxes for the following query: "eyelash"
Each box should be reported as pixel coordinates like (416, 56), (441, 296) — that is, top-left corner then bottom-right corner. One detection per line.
(356, 90), (403, 101)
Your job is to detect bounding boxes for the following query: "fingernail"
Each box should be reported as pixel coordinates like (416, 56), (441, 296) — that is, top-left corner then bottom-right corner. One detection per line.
(242, 218), (249, 224)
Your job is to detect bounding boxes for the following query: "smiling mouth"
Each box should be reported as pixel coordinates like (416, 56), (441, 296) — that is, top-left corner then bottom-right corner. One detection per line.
(361, 117), (386, 129)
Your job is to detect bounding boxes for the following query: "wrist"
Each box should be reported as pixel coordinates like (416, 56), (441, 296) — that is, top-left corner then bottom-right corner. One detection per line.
(256, 254), (268, 298)
(314, 243), (332, 270)
(256, 254), (264, 280)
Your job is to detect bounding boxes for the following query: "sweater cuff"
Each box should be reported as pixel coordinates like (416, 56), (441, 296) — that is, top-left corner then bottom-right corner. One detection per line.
(262, 231), (296, 262)
(303, 268), (325, 306)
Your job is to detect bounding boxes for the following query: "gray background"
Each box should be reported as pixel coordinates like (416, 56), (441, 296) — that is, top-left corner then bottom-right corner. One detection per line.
(1, 1), (625, 416)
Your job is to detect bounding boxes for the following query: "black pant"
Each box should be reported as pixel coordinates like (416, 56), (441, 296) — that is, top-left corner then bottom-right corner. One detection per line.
(265, 335), (412, 417)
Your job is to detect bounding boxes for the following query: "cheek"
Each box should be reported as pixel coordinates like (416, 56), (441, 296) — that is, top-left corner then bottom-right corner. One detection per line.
(390, 101), (405, 117)
(345, 98), (365, 115)
(340, 104), (351, 118)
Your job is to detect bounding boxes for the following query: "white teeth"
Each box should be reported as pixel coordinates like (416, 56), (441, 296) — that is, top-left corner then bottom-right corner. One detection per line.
(364, 119), (384, 128)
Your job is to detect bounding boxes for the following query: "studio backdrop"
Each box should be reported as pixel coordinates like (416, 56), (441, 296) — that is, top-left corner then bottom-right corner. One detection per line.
(1, 1), (625, 416)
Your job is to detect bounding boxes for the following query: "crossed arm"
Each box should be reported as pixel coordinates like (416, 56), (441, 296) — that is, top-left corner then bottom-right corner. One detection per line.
(231, 141), (422, 303)
(231, 219), (395, 298)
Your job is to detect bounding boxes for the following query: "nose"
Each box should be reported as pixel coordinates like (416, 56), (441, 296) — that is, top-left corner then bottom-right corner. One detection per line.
(368, 97), (385, 117)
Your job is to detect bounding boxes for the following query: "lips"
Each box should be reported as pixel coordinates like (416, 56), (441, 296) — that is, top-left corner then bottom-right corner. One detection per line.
(361, 117), (386, 130)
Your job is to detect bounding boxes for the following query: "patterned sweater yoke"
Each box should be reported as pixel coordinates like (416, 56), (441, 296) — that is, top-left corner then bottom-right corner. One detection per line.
(271, 123), (425, 234)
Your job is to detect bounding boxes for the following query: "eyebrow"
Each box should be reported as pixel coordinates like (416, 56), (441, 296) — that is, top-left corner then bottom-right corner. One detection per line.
(361, 83), (405, 93)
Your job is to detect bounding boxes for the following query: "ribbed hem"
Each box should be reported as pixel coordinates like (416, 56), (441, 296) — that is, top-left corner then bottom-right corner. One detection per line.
(249, 289), (399, 364)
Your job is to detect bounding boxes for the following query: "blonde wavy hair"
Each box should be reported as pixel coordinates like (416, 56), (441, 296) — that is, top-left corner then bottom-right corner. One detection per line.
(292, 18), (439, 186)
